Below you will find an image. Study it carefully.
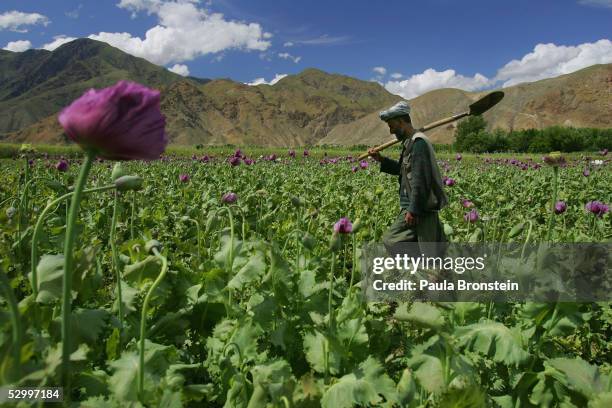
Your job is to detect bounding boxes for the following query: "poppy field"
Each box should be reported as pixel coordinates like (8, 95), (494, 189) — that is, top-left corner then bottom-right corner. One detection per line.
(1, 144), (611, 407)
(0, 77), (610, 408)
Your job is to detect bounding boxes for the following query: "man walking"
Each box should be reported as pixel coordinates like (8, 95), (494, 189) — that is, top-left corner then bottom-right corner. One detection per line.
(368, 101), (449, 256)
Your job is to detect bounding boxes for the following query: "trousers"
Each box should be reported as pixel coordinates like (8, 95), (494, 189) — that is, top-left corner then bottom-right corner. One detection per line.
(382, 208), (449, 257)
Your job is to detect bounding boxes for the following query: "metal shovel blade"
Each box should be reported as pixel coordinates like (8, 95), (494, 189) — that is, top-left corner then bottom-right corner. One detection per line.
(468, 91), (504, 116)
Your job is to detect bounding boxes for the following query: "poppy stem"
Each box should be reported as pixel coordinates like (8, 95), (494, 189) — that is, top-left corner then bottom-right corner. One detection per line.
(0, 267), (22, 382)
(546, 166), (559, 242)
(110, 191), (123, 341)
(138, 246), (168, 403)
(349, 233), (357, 291)
(130, 191), (136, 240)
(60, 149), (95, 395)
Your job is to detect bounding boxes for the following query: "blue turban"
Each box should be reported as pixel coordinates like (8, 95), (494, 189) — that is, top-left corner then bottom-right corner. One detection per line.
(379, 101), (411, 121)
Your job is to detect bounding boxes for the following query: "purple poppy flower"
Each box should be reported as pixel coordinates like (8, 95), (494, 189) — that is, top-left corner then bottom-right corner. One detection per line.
(554, 201), (567, 214)
(28, 159), (34, 166)
(303, 150), (309, 157)
(200, 155), (210, 163)
(464, 209), (479, 223)
(456, 153), (462, 161)
(444, 178), (456, 186)
(351, 166), (358, 172)
(330, 158), (338, 164)
(601, 148), (608, 156)
(229, 156), (241, 166)
(583, 168), (590, 177)
(461, 198), (474, 208)
(333, 217), (353, 234)
(244, 158), (254, 165)
(56, 159), (69, 172)
(234, 149), (242, 158)
(359, 160), (369, 169)
(288, 149), (296, 158)
(585, 201), (609, 217)
(268, 154), (277, 161)
(58, 80), (167, 160)
(222, 192), (238, 204)
(179, 173), (190, 183)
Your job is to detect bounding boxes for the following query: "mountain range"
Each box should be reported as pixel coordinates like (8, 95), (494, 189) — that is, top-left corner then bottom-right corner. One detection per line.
(1, 39), (610, 146)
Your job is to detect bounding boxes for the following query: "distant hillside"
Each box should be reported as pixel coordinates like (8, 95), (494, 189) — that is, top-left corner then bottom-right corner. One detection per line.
(2, 38), (610, 146)
(0, 38), (193, 142)
(320, 64), (612, 145)
(160, 68), (401, 146)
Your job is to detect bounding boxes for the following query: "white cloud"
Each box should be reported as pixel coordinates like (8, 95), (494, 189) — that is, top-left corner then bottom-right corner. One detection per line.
(41, 35), (78, 51)
(390, 72), (403, 79)
(3, 40), (32, 52)
(278, 52), (301, 63)
(383, 39), (612, 98)
(168, 63), (190, 76)
(288, 35), (350, 46)
(283, 41), (294, 47)
(578, 0), (612, 8)
(86, 0), (271, 65)
(373, 66), (387, 76)
(0, 10), (50, 32)
(246, 73), (288, 86)
(385, 68), (490, 99)
(495, 39), (612, 87)
(65, 4), (83, 19)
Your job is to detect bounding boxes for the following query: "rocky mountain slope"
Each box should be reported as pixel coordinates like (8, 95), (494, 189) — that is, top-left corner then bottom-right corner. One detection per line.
(2, 39), (610, 146)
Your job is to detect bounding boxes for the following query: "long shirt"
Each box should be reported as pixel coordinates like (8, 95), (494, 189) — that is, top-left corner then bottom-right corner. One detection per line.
(379, 137), (432, 216)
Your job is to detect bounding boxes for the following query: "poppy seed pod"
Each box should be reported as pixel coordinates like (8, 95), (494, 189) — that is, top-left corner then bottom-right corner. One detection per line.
(351, 218), (362, 233)
(145, 239), (162, 254)
(111, 162), (127, 181)
(329, 232), (342, 252)
(114, 175), (144, 191)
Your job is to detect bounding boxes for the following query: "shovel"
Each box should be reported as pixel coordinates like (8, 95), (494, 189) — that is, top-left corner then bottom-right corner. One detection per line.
(357, 91), (505, 160)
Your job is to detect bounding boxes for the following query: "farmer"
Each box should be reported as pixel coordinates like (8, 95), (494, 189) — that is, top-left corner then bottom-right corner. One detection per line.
(368, 101), (449, 256)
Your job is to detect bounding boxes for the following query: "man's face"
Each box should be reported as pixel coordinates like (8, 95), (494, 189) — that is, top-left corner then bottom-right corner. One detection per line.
(387, 118), (406, 140)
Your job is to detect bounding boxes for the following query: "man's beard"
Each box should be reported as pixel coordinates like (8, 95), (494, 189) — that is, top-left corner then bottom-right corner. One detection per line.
(394, 129), (408, 141)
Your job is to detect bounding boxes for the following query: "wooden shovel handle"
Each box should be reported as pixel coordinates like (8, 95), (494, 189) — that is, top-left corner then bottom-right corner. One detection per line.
(357, 111), (469, 161)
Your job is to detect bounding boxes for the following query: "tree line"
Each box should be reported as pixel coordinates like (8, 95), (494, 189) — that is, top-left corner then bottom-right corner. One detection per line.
(453, 116), (612, 153)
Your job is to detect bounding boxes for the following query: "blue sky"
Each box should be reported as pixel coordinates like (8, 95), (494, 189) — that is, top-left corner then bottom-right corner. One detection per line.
(1, 0), (611, 99)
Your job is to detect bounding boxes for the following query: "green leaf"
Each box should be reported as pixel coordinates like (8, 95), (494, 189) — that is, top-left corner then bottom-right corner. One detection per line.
(407, 354), (445, 393)
(298, 269), (324, 298)
(228, 251), (266, 290)
(303, 330), (342, 375)
(437, 385), (487, 408)
(396, 368), (416, 405)
(454, 321), (529, 366)
(123, 256), (161, 287)
(74, 369), (110, 399)
(394, 302), (445, 330)
(590, 392), (612, 408)
(112, 280), (139, 315)
(33, 254), (64, 304)
(545, 358), (608, 399)
(50, 308), (110, 347)
(519, 303), (590, 337)
(224, 373), (249, 408)
(108, 340), (176, 402)
(250, 359), (294, 401)
(321, 357), (397, 408)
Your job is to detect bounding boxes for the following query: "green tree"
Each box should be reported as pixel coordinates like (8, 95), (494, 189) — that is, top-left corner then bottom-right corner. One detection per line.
(454, 115), (487, 152)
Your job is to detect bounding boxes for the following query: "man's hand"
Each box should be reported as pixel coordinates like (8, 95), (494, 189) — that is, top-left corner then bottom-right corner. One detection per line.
(404, 211), (417, 226)
(368, 148), (382, 162)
